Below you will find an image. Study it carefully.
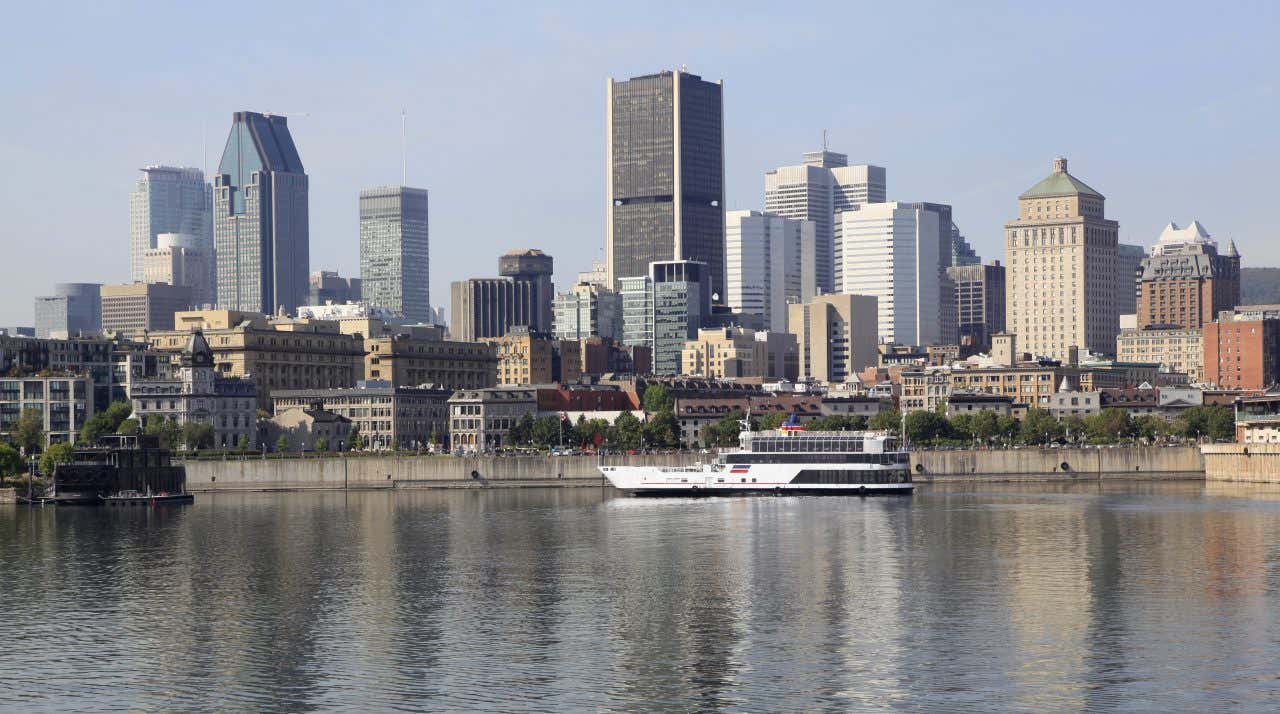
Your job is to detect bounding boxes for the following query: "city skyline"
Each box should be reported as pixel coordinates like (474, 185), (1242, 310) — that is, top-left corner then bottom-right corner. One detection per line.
(2, 4), (1277, 326)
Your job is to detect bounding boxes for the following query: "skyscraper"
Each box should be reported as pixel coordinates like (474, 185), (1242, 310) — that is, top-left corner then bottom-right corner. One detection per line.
(607, 69), (725, 300)
(834, 202), (943, 346)
(33, 283), (101, 338)
(787, 294), (879, 384)
(129, 166), (212, 284)
(1005, 157), (1120, 360)
(143, 233), (213, 307)
(620, 260), (712, 375)
(947, 260), (1006, 352)
(1117, 242), (1146, 317)
(1136, 220), (1240, 329)
(764, 151), (887, 295)
(359, 186), (429, 323)
(213, 111), (309, 315)
(450, 249), (555, 342)
(724, 210), (816, 332)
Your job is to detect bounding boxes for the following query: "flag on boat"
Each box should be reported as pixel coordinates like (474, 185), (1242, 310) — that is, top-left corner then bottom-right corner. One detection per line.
(729, 465), (750, 474)
(780, 413), (806, 433)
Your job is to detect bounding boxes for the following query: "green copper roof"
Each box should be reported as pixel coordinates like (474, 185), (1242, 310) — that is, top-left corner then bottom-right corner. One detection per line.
(1019, 170), (1103, 199)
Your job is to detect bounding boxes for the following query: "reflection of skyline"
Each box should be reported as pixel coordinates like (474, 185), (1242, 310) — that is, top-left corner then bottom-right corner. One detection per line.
(3, 484), (1280, 710)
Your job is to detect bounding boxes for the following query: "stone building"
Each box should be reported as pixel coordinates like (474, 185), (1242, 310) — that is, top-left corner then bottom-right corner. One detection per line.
(447, 388), (538, 453)
(265, 405), (353, 452)
(1116, 326), (1203, 382)
(364, 334), (496, 389)
(272, 381), (452, 450)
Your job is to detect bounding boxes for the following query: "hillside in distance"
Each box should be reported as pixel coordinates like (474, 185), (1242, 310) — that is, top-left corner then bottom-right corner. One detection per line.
(1241, 268), (1280, 305)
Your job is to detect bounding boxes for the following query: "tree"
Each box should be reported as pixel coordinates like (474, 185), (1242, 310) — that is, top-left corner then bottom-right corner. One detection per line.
(350, 427), (364, 451)
(1084, 408), (1132, 444)
(806, 414), (868, 432)
(13, 408), (44, 454)
(1204, 405), (1235, 442)
(644, 410), (680, 448)
(1019, 408), (1063, 445)
(79, 400), (133, 444)
(314, 436), (328, 452)
(145, 415), (182, 449)
(507, 413), (536, 446)
(971, 410), (1000, 441)
(182, 422), (215, 450)
(575, 418), (610, 449)
(641, 383), (674, 414)
(610, 411), (644, 450)
(949, 413), (976, 439)
(869, 409), (901, 434)
(39, 441), (75, 477)
(1132, 414), (1168, 442)
(117, 418), (140, 435)
(995, 415), (1020, 443)
(905, 410), (950, 444)
(530, 416), (563, 449)
(0, 443), (23, 477)
(237, 434), (251, 451)
(1062, 416), (1088, 443)
(276, 435), (290, 453)
(756, 412), (787, 430)
(703, 410), (745, 447)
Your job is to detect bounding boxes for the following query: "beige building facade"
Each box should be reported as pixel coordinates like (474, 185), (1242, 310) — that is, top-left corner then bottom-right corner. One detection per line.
(101, 281), (193, 334)
(482, 329), (553, 386)
(788, 294), (878, 384)
(365, 334), (497, 389)
(1005, 158), (1120, 360)
(1116, 326), (1203, 382)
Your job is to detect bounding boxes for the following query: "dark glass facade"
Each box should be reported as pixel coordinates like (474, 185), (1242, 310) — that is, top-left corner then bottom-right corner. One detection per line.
(214, 111), (309, 315)
(609, 71), (724, 300)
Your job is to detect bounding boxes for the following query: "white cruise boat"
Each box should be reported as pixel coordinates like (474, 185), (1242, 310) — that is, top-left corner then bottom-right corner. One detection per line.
(599, 415), (913, 497)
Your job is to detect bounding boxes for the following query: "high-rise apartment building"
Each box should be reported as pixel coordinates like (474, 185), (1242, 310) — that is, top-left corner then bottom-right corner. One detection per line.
(834, 202), (942, 346)
(359, 186), (429, 323)
(787, 294), (879, 384)
(213, 111), (309, 315)
(34, 283), (102, 338)
(100, 282), (193, 334)
(724, 210), (816, 333)
(142, 233), (213, 307)
(450, 250), (554, 342)
(607, 70), (725, 300)
(764, 151), (887, 295)
(620, 260), (711, 375)
(553, 282), (622, 341)
(947, 261), (1006, 352)
(129, 166), (212, 284)
(1136, 220), (1241, 330)
(1005, 158), (1120, 360)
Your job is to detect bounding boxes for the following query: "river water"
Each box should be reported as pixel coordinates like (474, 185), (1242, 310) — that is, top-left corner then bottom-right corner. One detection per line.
(2, 482), (1280, 712)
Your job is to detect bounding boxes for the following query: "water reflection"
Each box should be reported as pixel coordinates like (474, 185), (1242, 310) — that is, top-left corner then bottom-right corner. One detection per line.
(2, 482), (1280, 711)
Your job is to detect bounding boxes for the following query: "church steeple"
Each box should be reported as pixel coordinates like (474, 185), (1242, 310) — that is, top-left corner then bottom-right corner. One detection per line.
(182, 330), (214, 368)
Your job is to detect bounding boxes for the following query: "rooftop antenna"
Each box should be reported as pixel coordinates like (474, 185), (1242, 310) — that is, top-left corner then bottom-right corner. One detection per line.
(401, 108), (407, 186)
(823, 128), (828, 152)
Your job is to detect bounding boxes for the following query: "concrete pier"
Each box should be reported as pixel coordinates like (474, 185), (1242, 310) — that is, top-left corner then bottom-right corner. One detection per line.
(1202, 444), (1280, 483)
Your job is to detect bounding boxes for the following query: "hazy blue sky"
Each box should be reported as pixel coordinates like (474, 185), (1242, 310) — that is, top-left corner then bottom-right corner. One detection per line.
(2, 2), (1277, 326)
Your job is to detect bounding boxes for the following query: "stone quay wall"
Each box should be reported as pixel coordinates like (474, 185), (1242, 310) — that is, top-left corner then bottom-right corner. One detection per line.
(1202, 444), (1280, 483)
(178, 446), (1206, 492)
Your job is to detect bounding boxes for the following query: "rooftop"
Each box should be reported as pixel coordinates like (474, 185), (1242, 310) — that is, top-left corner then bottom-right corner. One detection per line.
(1019, 157), (1104, 200)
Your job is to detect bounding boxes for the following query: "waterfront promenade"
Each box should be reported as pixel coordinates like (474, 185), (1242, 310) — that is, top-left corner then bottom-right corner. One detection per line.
(177, 446), (1207, 492)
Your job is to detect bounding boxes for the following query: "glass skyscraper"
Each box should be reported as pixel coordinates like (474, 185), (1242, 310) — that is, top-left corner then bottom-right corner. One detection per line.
(607, 70), (724, 301)
(129, 166), (212, 284)
(359, 186), (429, 323)
(213, 111), (309, 315)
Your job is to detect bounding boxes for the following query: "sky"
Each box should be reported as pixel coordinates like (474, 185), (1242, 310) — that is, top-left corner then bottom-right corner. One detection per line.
(1, 1), (1277, 326)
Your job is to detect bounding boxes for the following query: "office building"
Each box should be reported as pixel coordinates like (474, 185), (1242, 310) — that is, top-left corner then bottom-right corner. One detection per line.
(577, 259), (608, 287)
(143, 233), (213, 307)
(787, 294), (879, 384)
(0, 375), (93, 447)
(765, 151), (886, 295)
(948, 261), (1006, 352)
(724, 210), (816, 332)
(34, 283), (101, 339)
(129, 166), (212, 284)
(1005, 157), (1120, 360)
(307, 270), (362, 306)
(1136, 221), (1241, 330)
(1202, 309), (1280, 390)
(680, 327), (797, 380)
(620, 260), (712, 375)
(953, 230), (980, 266)
(130, 331), (257, 449)
(273, 381), (452, 450)
(553, 282), (622, 342)
(359, 186), (429, 322)
(1117, 243), (1146, 317)
(834, 202), (942, 346)
(213, 111), (309, 315)
(1116, 326), (1203, 382)
(482, 328), (555, 386)
(450, 249), (554, 341)
(607, 69), (725, 299)
(100, 282), (193, 334)
(447, 387), (538, 453)
(363, 334), (497, 390)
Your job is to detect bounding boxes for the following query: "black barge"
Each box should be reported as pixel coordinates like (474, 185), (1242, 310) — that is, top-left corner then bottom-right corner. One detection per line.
(36, 433), (193, 506)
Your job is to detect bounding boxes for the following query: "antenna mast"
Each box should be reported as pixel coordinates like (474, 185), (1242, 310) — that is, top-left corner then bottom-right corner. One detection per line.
(823, 128), (828, 152)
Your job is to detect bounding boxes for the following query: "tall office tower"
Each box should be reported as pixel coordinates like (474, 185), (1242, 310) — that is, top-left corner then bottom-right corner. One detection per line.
(947, 260), (1006, 352)
(33, 283), (102, 338)
(952, 228), (980, 266)
(900, 201), (960, 345)
(834, 202), (943, 346)
(306, 270), (362, 306)
(724, 210), (816, 332)
(764, 151), (887, 295)
(1117, 243), (1146, 317)
(100, 282), (193, 334)
(129, 166), (213, 284)
(450, 249), (555, 342)
(359, 186), (429, 322)
(553, 282), (622, 341)
(620, 260), (711, 375)
(213, 111), (309, 315)
(1136, 220), (1241, 329)
(787, 294), (879, 383)
(143, 233), (213, 307)
(1005, 158), (1120, 360)
(607, 69), (725, 300)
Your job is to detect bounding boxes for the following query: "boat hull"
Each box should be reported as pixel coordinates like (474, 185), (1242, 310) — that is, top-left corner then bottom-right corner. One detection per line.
(599, 464), (913, 497)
